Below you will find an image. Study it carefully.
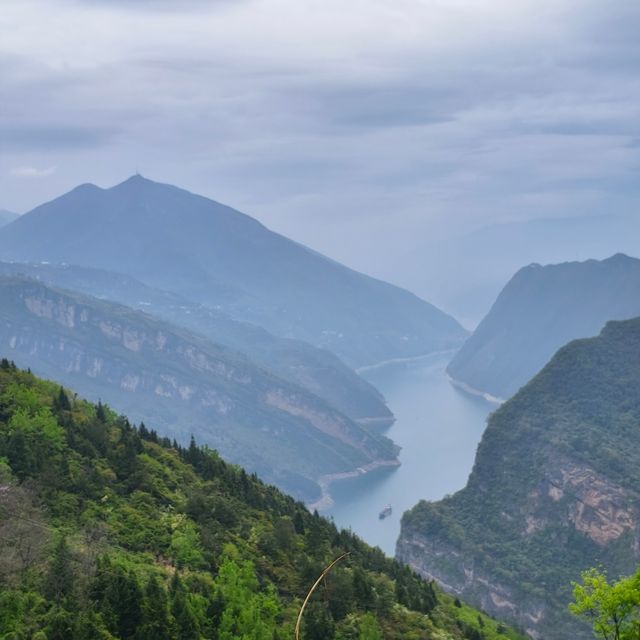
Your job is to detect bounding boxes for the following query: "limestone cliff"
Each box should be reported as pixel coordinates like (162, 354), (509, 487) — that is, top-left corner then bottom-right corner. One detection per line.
(0, 276), (399, 502)
(398, 318), (640, 639)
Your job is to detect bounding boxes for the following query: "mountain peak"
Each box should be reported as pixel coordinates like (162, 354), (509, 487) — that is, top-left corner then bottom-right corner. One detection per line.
(111, 173), (159, 191)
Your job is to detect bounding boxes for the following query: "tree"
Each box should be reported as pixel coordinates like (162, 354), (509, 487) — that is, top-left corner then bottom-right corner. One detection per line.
(215, 557), (279, 640)
(358, 612), (383, 640)
(43, 537), (75, 604)
(55, 386), (71, 412)
(570, 568), (640, 640)
(170, 573), (200, 639)
(140, 574), (172, 640)
(0, 480), (49, 581)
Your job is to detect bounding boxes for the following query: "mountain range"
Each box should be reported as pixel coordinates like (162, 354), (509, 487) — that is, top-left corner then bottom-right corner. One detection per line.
(412, 214), (640, 326)
(0, 210), (18, 228)
(0, 175), (466, 368)
(447, 253), (640, 401)
(0, 360), (527, 640)
(0, 275), (398, 501)
(398, 316), (640, 639)
(0, 260), (392, 426)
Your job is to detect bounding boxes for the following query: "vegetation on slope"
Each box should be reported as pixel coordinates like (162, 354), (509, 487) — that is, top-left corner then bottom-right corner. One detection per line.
(0, 260), (393, 424)
(0, 275), (398, 502)
(0, 175), (467, 367)
(447, 253), (640, 400)
(0, 359), (525, 639)
(401, 317), (640, 638)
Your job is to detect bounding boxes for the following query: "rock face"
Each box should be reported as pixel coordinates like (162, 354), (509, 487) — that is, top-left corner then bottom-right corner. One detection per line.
(398, 317), (640, 639)
(0, 175), (466, 367)
(0, 276), (399, 502)
(447, 253), (640, 401)
(0, 260), (393, 426)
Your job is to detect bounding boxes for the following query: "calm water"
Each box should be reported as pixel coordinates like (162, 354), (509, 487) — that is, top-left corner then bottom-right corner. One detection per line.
(325, 352), (493, 556)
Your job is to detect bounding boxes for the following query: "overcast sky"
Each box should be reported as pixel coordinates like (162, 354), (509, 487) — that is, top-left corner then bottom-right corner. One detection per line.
(1, 0), (639, 286)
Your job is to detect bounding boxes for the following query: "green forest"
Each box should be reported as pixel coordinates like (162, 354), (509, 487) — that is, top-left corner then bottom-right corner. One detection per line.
(401, 318), (640, 637)
(0, 359), (526, 639)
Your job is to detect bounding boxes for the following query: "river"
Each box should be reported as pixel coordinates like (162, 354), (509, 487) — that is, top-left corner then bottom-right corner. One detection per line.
(325, 351), (494, 556)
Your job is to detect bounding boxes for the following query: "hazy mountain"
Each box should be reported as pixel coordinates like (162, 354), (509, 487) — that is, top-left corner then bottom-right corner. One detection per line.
(447, 253), (640, 401)
(0, 175), (467, 367)
(398, 317), (640, 639)
(0, 209), (18, 228)
(0, 260), (392, 425)
(0, 276), (399, 501)
(412, 214), (640, 327)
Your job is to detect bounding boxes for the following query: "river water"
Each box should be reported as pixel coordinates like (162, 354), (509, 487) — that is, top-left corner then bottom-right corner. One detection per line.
(325, 352), (494, 556)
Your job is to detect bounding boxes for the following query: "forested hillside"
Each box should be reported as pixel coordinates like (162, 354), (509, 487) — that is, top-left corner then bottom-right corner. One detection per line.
(0, 361), (525, 639)
(0, 175), (466, 368)
(0, 260), (393, 426)
(399, 317), (640, 639)
(447, 254), (640, 401)
(0, 275), (397, 502)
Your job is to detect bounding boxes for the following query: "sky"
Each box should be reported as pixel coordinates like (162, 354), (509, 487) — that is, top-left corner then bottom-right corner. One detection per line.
(1, 0), (640, 296)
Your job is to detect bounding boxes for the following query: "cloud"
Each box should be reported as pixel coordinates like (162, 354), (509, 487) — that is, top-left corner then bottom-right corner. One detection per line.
(10, 166), (57, 178)
(0, 0), (638, 296)
(0, 126), (118, 152)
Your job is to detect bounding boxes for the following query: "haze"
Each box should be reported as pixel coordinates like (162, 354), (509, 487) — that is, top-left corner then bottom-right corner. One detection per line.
(2, 0), (640, 321)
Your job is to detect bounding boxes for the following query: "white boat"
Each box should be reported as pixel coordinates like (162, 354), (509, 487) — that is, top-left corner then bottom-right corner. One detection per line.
(379, 504), (392, 519)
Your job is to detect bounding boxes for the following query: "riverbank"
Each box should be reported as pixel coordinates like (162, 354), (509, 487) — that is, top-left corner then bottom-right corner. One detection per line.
(447, 375), (504, 405)
(355, 416), (396, 429)
(325, 353), (493, 555)
(355, 349), (459, 375)
(307, 458), (401, 512)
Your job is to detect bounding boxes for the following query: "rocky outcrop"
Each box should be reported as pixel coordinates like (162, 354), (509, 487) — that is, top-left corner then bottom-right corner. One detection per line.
(0, 276), (399, 502)
(0, 259), (395, 426)
(398, 318), (640, 639)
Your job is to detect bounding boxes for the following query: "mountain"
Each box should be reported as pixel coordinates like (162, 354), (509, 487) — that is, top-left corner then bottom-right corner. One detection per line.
(0, 275), (399, 502)
(0, 361), (528, 640)
(0, 175), (467, 368)
(398, 317), (640, 639)
(447, 254), (640, 401)
(0, 260), (393, 426)
(410, 214), (640, 327)
(0, 209), (18, 228)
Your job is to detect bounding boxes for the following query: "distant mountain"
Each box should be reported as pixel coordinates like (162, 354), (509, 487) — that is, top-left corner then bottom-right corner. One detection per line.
(0, 276), (399, 501)
(0, 175), (466, 367)
(447, 253), (640, 401)
(0, 209), (18, 228)
(412, 214), (640, 327)
(0, 260), (392, 425)
(398, 317), (640, 639)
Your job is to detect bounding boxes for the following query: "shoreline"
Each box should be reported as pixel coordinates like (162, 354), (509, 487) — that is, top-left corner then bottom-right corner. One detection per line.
(355, 348), (459, 375)
(447, 374), (504, 405)
(355, 415), (396, 428)
(307, 458), (401, 513)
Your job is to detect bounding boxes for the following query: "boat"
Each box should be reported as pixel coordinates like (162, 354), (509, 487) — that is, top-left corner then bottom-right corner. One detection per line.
(379, 504), (392, 520)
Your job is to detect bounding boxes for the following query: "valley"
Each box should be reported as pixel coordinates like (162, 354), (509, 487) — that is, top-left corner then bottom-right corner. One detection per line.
(4, 4), (640, 639)
(326, 352), (493, 555)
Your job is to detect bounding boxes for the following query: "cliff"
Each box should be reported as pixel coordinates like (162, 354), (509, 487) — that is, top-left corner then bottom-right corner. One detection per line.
(447, 253), (640, 400)
(399, 317), (640, 639)
(0, 260), (393, 426)
(0, 276), (398, 502)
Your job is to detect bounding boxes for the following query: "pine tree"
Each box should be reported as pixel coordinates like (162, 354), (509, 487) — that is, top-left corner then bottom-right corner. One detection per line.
(44, 537), (75, 604)
(140, 574), (172, 640)
(55, 386), (71, 412)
